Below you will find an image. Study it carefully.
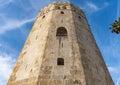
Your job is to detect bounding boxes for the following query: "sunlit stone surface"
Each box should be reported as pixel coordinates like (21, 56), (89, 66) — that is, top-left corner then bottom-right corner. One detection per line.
(7, 2), (114, 85)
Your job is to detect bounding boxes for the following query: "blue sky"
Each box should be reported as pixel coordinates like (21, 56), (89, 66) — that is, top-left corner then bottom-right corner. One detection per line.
(0, 0), (120, 85)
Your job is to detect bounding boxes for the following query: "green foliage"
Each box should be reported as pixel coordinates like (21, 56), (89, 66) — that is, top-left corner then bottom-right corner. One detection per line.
(111, 18), (120, 34)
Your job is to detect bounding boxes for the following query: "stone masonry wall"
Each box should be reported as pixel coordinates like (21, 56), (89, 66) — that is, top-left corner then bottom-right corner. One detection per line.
(7, 2), (114, 85)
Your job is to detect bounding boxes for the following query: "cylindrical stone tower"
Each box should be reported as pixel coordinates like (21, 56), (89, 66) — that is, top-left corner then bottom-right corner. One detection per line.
(7, 2), (114, 85)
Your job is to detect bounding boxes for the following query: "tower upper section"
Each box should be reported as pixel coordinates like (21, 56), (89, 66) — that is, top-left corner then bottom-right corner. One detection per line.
(38, 2), (85, 18)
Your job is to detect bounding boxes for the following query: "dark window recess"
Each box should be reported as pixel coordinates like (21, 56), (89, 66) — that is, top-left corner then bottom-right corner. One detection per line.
(57, 58), (64, 65)
(42, 15), (45, 19)
(62, 43), (63, 47)
(79, 16), (81, 19)
(56, 27), (67, 36)
(58, 7), (60, 9)
(61, 11), (64, 14)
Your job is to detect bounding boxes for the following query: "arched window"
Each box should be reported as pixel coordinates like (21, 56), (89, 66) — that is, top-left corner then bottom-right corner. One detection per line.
(61, 11), (64, 14)
(58, 6), (60, 9)
(79, 16), (81, 19)
(57, 58), (64, 65)
(56, 27), (67, 36)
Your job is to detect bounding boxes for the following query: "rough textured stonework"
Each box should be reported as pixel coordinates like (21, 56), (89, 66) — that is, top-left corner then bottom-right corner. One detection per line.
(7, 2), (114, 85)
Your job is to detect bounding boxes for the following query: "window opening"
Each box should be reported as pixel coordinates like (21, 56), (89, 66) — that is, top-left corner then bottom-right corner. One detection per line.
(79, 16), (81, 19)
(62, 43), (63, 47)
(57, 58), (64, 65)
(61, 11), (64, 14)
(58, 7), (60, 9)
(56, 27), (67, 36)
(42, 15), (45, 19)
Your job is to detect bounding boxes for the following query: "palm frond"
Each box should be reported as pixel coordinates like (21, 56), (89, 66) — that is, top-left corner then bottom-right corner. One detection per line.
(111, 17), (120, 34)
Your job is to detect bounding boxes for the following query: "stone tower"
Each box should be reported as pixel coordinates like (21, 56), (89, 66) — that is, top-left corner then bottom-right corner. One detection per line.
(7, 2), (114, 85)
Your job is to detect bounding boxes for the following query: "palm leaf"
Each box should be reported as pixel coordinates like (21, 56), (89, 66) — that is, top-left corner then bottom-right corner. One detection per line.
(111, 17), (120, 34)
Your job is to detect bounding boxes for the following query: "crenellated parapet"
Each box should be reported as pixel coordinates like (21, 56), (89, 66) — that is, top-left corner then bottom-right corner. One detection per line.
(38, 2), (85, 18)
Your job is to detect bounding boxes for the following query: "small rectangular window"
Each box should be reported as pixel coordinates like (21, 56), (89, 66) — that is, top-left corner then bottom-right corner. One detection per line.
(57, 58), (64, 65)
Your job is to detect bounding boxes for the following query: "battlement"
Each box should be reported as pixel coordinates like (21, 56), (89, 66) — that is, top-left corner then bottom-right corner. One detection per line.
(39, 2), (84, 17)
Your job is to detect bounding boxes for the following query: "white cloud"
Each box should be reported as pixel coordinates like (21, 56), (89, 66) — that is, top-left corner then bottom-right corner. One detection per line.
(117, 0), (120, 18)
(0, 42), (19, 55)
(108, 66), (120, 85)
(29, 0), (52, 10)
(0, 17), (35, 34)
(0, 53), (16, 85)
(102, 35), (120, 85)
(104, 2), (109, 7)
(102, 35), (120, 58)
(108, 66), (118, 73)
(0, 0), (15, 6)
(86, 2), (99, 11)
(117, 77), (120, 85)
(0, 43), (2, 47)
(81, 2), (109, 14)
(0, 0), (36, 35)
